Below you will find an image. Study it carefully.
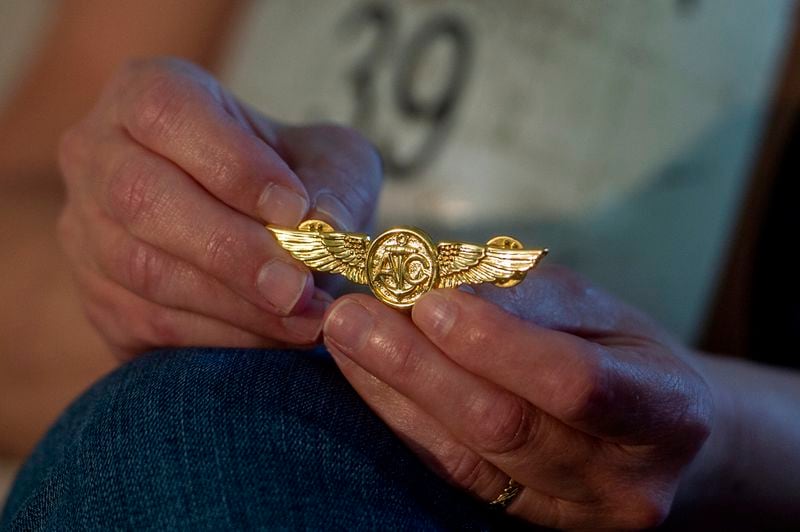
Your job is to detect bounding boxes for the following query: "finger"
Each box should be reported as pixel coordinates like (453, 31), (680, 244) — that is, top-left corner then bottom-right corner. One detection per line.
(86, 132), (314, 316)
(111, 58), (309, 225)
(473, 264), (668, 343)
(263, 122), (383, 232)
(72, 262), (286, 359)
(329, 338), (667, 530)
(412, 289), (696, 443)
(258, 121), (382, 295)
(326, 345), (511, 504)
(323, 294), (597, 501)
(84, 210), (328, 345)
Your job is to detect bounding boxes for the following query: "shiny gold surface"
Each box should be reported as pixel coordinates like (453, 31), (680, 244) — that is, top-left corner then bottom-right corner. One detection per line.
(366, 226), (438, 309)
(485, 235), (525, 288)
(488, 478), (522, 509)
(267, 220), (547, 309)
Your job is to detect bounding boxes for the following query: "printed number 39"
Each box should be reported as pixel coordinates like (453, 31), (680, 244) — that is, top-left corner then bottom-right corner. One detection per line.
(339, 2), (474, 178)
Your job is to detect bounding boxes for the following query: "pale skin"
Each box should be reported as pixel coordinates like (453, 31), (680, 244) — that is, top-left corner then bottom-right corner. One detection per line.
(3, 2), (800, 528)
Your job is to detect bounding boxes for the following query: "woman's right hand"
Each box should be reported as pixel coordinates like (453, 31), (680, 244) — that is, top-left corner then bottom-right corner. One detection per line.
(57, 57), (382, 359)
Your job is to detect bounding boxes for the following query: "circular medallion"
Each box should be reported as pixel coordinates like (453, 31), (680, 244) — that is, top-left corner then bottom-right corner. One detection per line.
(366, 227), (438, 309)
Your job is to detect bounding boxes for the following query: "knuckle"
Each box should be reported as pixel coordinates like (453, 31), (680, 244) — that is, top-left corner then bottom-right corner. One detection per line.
(127, 69), (192, 142)
(561, 350), (615, 424)
(463, 321), (493, 350)
(124, 241), (169, 299)
(441, 445), (487, 493)
(684, 398), (713, 448)
(470, 394), (535, 456)
(380, 335), (424, 381)
(202, 227), (237, 274)
(141, 306), (182, 347)
(665, 376), (713, 455)
(107, 155), (165, 226)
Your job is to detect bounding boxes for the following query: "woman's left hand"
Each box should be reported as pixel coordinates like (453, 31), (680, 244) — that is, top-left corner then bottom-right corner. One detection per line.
(322, 265), (714, 529)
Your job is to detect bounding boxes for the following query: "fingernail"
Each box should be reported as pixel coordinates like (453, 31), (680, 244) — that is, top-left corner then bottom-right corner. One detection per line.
(281, 291), (330, 341)
(258, 183), (308, 226)
(313, 192), (355, 232)
(323, 300), (373, 352)
(256, 258), (310, 314)
(413, 291), (457, 339)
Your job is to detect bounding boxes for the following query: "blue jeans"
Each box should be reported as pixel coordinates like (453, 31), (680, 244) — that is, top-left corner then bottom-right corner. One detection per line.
(1, 348), (533, 530)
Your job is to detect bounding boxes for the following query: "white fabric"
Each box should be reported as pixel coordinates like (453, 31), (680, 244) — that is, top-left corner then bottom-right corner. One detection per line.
(223, 0), (793, 341)
(0, 0), (792, 342)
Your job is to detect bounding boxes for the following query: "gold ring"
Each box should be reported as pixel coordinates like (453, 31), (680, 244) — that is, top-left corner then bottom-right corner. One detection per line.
(489, 478), (522, 509)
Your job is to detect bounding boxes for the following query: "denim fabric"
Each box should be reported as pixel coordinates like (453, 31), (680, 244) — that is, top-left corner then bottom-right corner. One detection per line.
(1, 348), (534, 531)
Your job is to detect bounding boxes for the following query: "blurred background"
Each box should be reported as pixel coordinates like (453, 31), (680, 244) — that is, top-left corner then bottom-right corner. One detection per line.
(1, 0), (798, 505)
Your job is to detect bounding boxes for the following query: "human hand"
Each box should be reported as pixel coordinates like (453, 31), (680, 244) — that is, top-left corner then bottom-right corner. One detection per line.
(322, 265), (713, 529)
(57, 58), (381, 358)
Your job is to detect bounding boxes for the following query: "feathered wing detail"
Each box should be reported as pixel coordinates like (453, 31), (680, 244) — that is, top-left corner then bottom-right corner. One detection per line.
(267, 227), (370, 285)
(436, 242), (546, 288)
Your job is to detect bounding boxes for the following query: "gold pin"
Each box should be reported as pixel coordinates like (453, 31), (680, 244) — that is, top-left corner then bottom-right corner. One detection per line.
(266, 220), (548, 309)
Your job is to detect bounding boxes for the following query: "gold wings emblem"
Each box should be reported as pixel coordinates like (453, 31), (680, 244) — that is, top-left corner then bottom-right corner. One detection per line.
(436, 241), (547, 289)
(268, 222), (370, 285)
(267, 220), (547, 308)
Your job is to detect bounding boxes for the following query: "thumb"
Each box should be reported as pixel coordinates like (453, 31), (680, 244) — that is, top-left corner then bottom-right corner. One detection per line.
(242, 111), (382, 233)
(242, 114), (382, 296)
(280, 123), (383, 233)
